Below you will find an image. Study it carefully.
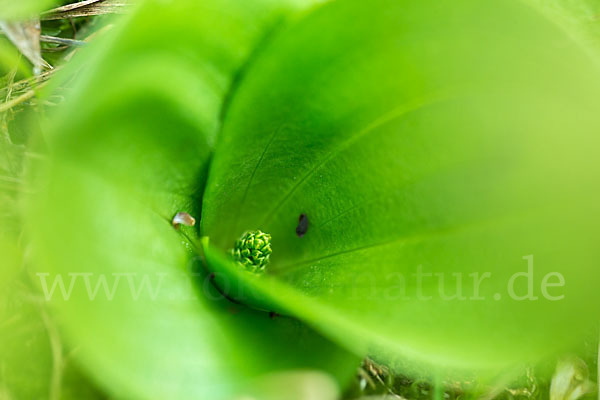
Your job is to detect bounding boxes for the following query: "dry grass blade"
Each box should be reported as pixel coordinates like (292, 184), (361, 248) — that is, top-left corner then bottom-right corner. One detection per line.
(40, 35), (86, 47)
(0, 69), (56, 100)
(42, 0), (132, 20)
(44, 0), (104, 13)
(0, 80), (50, 113)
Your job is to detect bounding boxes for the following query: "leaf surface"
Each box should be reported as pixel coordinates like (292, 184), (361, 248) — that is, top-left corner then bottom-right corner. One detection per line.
(24, 0), (358, 399)
(202, 0), (600, 375)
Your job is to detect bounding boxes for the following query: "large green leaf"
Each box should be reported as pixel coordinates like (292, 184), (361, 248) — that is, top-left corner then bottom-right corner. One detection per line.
(524, 0), (600, 60)
(201, 0), (600, 376)
(24, 0), (358, 399)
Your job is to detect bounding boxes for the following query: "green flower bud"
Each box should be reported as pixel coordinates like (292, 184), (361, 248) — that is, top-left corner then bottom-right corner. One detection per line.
(230, 230), (272, 273)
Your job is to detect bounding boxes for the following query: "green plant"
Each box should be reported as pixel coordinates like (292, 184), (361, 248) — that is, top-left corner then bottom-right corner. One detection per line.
(4, 0), (600, 399)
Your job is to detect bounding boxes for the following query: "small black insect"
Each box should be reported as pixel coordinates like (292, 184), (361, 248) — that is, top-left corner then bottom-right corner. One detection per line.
(296, 213), (309, 237)
(269, 311), (280, 319)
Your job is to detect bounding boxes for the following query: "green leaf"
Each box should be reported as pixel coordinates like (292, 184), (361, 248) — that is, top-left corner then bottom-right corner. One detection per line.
(0, 0), (55, 20)
(24, 0), (358, 399)
(524, 0), (600, 60)
(201, 0), (600, 376)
